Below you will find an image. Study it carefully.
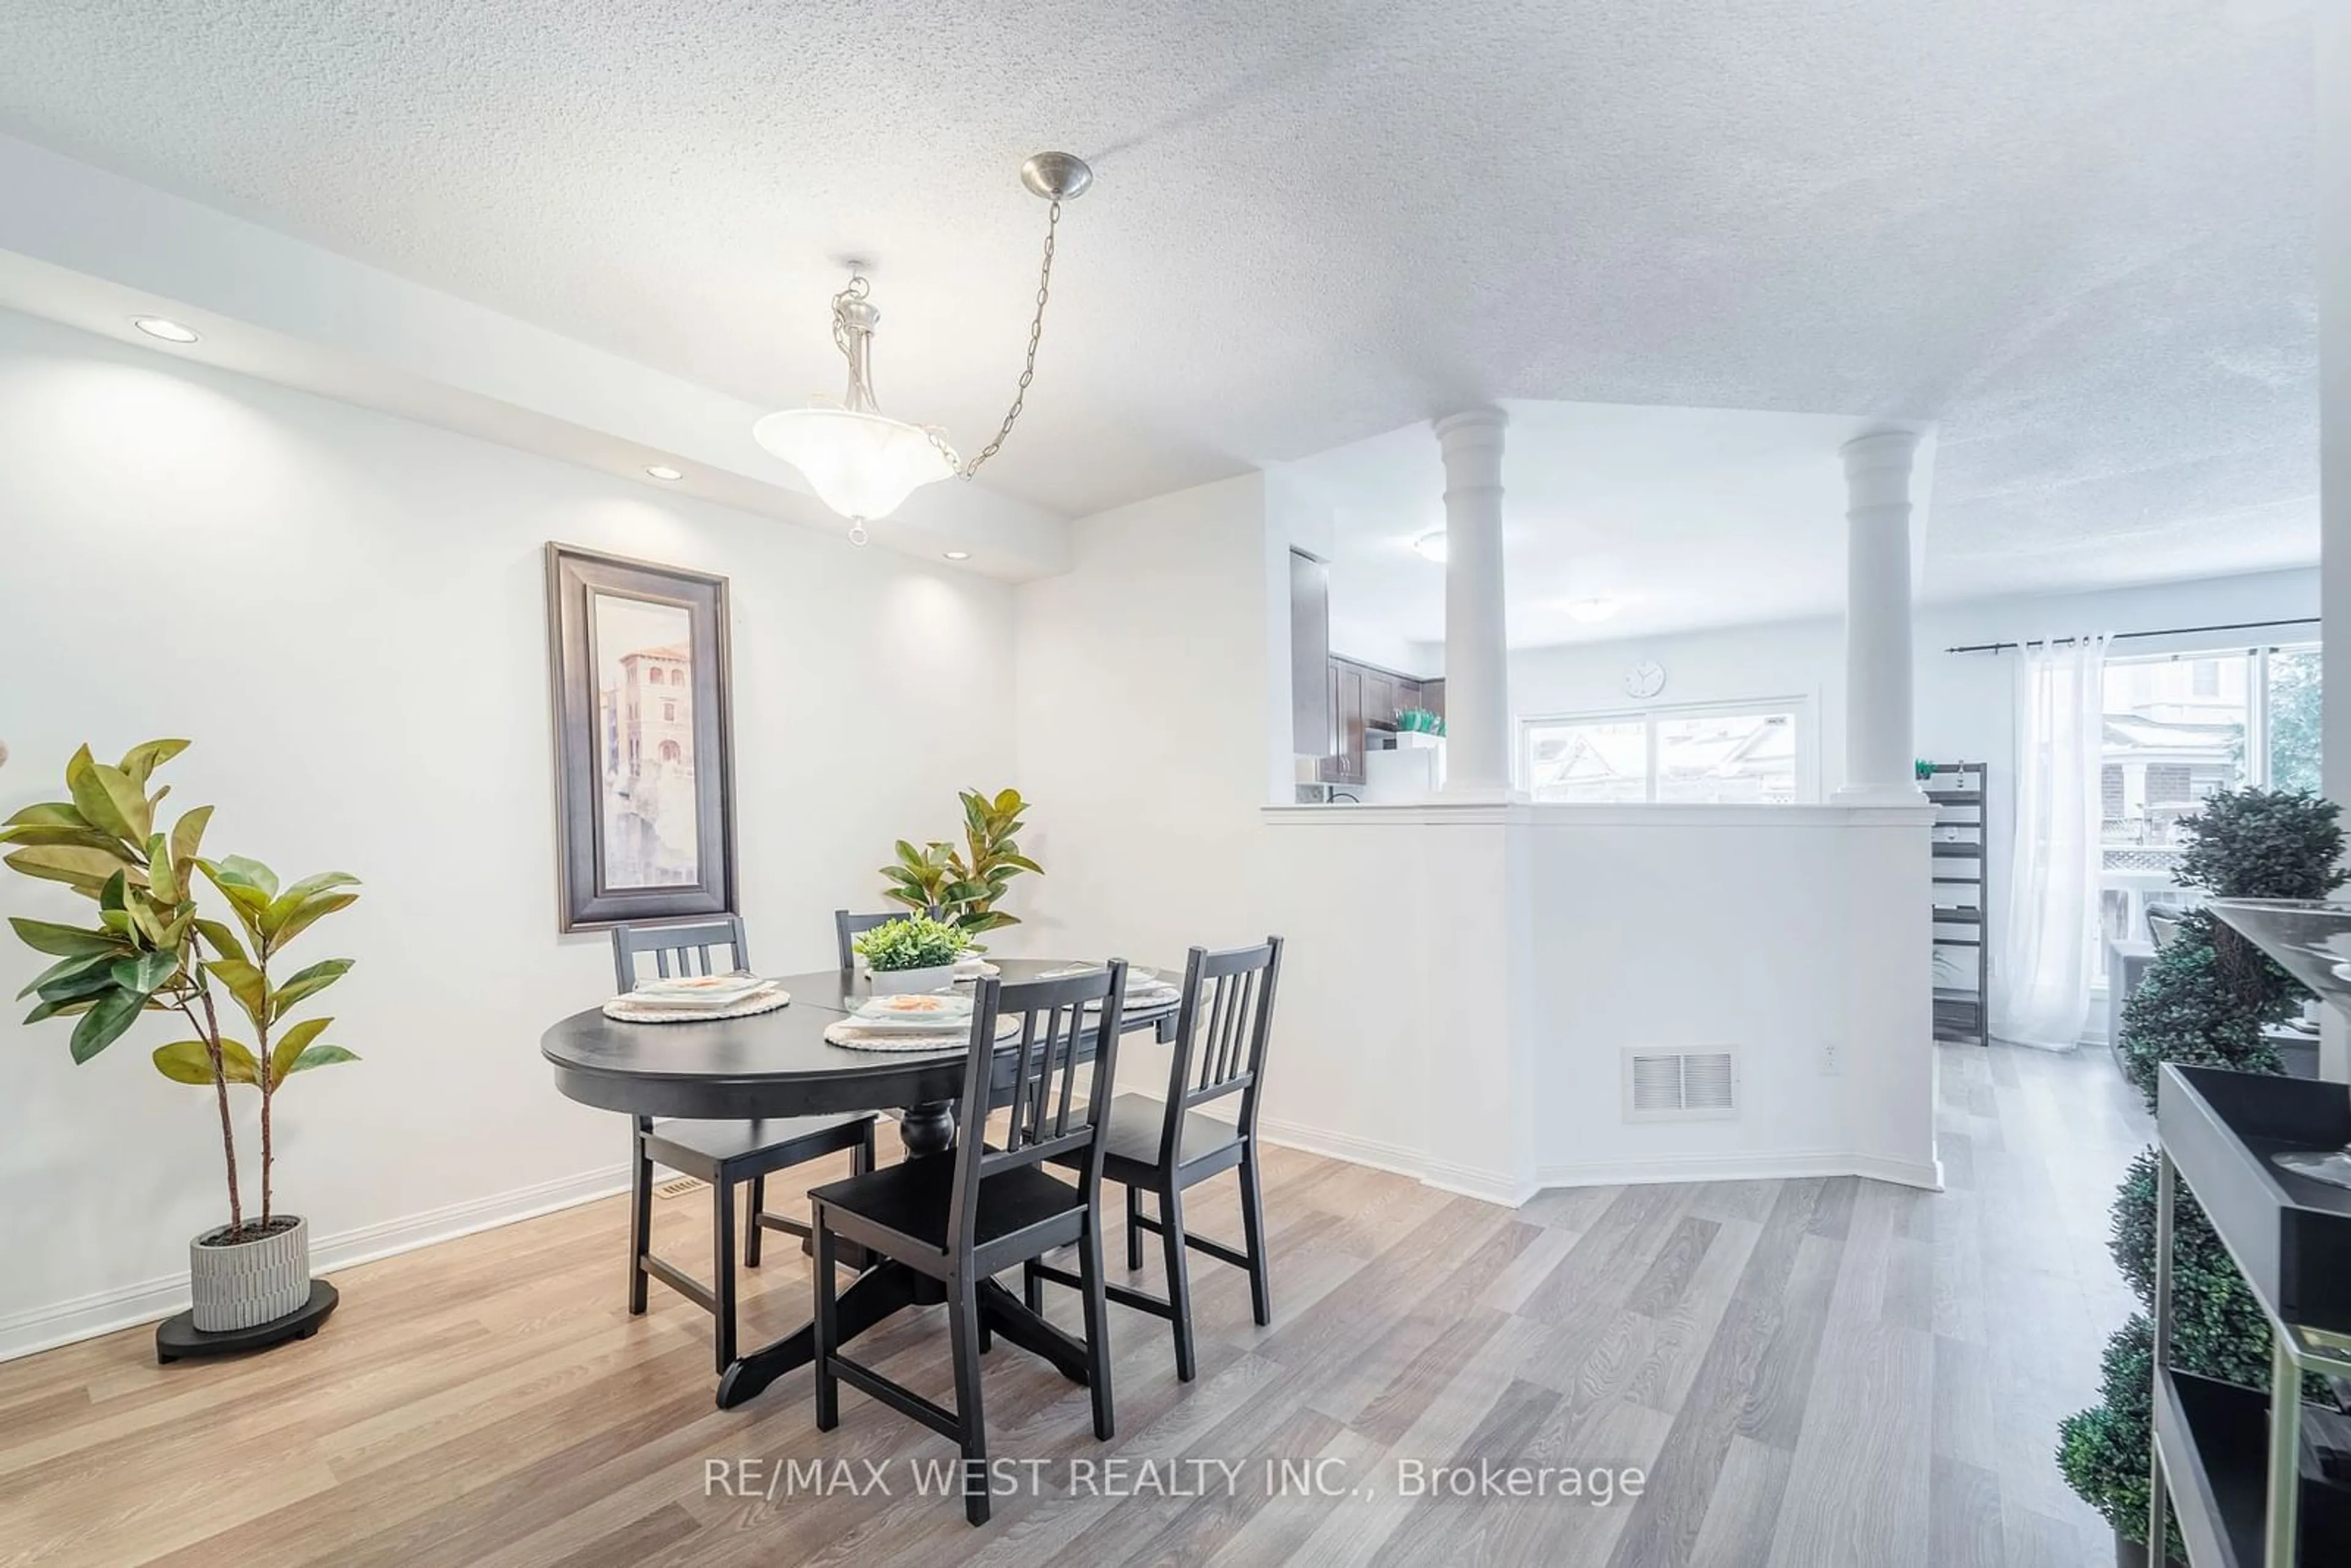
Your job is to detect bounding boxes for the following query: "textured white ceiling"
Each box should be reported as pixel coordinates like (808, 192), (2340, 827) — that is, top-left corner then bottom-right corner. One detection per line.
(0, 0), (2318, 596)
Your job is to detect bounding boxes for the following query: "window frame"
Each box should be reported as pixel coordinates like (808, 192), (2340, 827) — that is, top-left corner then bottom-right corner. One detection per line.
(2090, 639), (2319, 1010)
(2099, 640), (2317, 796)
(1518, 694), (1817, 804)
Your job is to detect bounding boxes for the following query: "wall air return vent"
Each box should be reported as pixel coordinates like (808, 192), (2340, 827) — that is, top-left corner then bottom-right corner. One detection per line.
(1622, 1048), (1739, 1122)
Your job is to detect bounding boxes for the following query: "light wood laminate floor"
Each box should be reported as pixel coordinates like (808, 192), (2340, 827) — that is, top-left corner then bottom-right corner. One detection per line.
(0, 1041), (2145, 1567)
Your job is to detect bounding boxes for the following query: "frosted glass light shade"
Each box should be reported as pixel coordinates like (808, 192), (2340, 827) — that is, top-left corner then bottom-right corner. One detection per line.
(752, 406), (959, 521)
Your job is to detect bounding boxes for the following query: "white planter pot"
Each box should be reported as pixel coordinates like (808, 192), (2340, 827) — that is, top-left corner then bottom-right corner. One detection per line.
(868, 964), (956, 999)
(190, 1214), (312, 1332)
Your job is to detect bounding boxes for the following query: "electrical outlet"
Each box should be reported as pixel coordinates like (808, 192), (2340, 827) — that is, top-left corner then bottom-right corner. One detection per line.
(1818, 1041), (1843, 1076)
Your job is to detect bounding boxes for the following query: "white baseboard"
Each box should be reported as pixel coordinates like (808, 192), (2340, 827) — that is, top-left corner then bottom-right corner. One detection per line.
(1252, 1115), (1425, 1184)
(1253, 1116), (1535, 1208)
(0, 1164), (629, 1364)
(1251, 1115), (1941, 1204)
(1419, 1160), (1541, 1209)
(1534, 1149), (1945, 1193)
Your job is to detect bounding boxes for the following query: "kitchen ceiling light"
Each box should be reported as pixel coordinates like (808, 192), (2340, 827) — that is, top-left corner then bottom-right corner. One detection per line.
(942, 550), (972, 560)
(644, 465), (684, 481)
(1567, 598), (1622, 623)
(132, 317), (199, 343)
(1412, 530), (1449, 564)
(754, 152), (1093, 546)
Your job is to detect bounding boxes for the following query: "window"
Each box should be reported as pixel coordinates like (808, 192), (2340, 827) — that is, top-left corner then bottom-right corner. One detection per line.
(2096, 642), (2320, 988)
(1523, 700), (1806, 804)
(663, 702), (676, 722)
(646, 667), (662, 685)
(1526, 718), (1649, 803)
(2101, 644), (2319, 850)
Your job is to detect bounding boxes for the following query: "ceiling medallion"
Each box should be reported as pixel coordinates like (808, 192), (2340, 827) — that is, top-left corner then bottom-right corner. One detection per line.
(753, 152), (1093, 545)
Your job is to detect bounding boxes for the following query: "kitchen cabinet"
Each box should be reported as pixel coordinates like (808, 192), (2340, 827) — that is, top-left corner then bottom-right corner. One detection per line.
(1319, 656), (1434, 787)
(1420, 679), (1445, 722)
(1322, 662), (1366, 784)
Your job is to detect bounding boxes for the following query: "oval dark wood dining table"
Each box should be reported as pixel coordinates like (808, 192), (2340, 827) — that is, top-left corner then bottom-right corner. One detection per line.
(542, 959), (1179, 1409)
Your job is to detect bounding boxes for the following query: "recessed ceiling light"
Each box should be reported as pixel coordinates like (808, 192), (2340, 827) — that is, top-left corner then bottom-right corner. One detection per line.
(644, 465), (684, 481)
(1412, 530), (1448, 564)
(1567, 598), (1622, 623)
(943, 550), (971, 561)
(131, 317), (199, 343)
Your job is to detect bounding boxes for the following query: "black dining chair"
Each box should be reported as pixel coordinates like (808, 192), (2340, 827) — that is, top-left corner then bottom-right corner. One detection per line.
(1027, 937), (1283, 1382)
(834, 908), (909, 970)
(613, 918), (877, 1373)
(809, 962), (1130, 1526)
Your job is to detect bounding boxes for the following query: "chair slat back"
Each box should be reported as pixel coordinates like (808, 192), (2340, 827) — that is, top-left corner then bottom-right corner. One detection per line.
(949, 962), (1128, 1250)
(834, 909), (909, 970)
(1163, 938), (1284, 1158)
(610, 917), (749, 994)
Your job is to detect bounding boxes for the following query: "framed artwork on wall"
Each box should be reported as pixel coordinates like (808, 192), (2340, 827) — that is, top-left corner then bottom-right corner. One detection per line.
(544, 544), (738, 931)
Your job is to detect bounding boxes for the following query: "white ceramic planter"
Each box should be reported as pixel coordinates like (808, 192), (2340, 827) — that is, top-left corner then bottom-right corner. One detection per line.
(868, 964), (956, 999)
(190, 1214), (312, 1332)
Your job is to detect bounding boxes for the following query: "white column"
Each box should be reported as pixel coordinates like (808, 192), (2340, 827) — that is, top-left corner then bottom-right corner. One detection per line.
(1435, 408), (1515, 800)
(1835, 429), (1924, 803)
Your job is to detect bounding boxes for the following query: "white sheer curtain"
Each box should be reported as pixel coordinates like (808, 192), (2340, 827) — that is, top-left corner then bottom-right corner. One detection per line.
(1992, 634), (2111, 1049)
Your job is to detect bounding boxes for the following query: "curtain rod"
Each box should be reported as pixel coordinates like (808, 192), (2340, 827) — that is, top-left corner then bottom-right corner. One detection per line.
(1943, 617), (2319, 656)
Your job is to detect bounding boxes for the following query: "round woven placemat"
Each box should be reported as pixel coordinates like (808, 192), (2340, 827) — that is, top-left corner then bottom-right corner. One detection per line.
(823, 1015), (1020, 1053)
(602, 988), (792, 1024)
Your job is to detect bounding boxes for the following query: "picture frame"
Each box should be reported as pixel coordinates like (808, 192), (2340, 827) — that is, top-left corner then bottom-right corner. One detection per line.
(544, 544), (738, 931)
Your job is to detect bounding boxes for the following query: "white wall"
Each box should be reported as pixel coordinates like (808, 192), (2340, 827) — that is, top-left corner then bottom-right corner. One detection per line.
(1019, 475), (1938, 1203)
(1525, 807), (1934, 1187)
(1513, 570), (2318, 793)
(0, 309), (1020, 1354)
(1510, 568), (2320, 1030)
(1013, 473), (1273, 965)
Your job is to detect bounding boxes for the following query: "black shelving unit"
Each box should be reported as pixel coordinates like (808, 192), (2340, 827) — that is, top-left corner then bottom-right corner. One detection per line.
(1924, 761), (1989, 1047)
(2150, 1061), (2351, 1566)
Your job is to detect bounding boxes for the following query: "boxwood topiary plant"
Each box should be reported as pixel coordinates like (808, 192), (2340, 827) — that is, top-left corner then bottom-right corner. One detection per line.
(852, 912), (964, 973)
(2057, 787), (2345, 1555)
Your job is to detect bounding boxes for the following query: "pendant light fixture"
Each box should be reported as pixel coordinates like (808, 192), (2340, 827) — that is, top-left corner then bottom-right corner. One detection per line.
(754, 151), (1092, 544)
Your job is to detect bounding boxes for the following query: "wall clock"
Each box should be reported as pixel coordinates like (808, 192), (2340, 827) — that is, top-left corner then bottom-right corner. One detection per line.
(1624, 660), (1667, 700)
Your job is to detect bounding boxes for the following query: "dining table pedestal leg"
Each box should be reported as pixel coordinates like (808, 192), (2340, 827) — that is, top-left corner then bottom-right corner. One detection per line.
(713, 1258), (922, 1409)
(975, 1278), (1091, 1384)
(897, 1099), (958, 1158)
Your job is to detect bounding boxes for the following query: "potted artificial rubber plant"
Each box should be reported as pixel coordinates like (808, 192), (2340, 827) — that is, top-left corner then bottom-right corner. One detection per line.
(879, 787), (1041, 946)
(854, 913), (966, 997)
(2, 739), (361, 1354)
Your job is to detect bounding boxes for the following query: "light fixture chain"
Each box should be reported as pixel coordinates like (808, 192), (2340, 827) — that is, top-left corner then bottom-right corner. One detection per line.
(831, 272), (879, 413)
(958, 197), (1061, 479)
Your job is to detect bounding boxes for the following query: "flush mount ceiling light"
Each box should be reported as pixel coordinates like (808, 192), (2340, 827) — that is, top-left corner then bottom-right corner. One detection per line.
(754, 151), (1093, 546)
(942, 550), (971, 560)
(131, 317), (199, 343)
(644, 465), (684, 482)
(1412, 530), (1448, 564)
(1567, 598), (1622, 623)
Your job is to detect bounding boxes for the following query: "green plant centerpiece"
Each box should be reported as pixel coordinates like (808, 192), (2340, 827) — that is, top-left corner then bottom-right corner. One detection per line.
(2, 738), (361, 1339)
(879, 787), (1041, 945)
(855, 913), (964, 973)
(2057, 787), (2345, 1560)
(853, 913), (966, 998)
